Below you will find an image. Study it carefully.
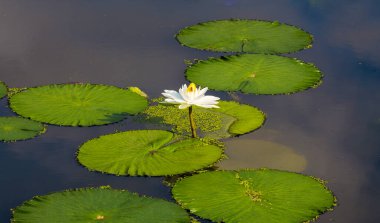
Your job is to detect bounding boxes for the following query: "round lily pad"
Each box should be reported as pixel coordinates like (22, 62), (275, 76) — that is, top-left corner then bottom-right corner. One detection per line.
(9, 83), (148, 126)
(172, 169), (336, 223)
(186, 54), (322, 95)
(176, 19), (313, 54)
(0, 81), (7, 99)
(143, 100), (265, 139)
(12, 187), (190, 223)
(0, 117), (45, 142)
(77, 130), (223, 176)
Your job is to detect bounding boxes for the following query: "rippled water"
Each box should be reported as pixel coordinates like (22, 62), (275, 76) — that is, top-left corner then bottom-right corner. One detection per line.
(1, 0), (379, 222)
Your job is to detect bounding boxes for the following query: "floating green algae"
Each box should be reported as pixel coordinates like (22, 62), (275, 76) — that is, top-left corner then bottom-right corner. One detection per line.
(142, 100), (265, 139)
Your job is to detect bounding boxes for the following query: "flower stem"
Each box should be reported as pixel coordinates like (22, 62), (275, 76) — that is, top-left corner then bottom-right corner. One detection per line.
(189, 106), (197, 138)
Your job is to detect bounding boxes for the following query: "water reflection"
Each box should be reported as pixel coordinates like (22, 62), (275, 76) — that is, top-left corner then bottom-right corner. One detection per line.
(217, 139), (307, 172)
(0, 0), (380, 222)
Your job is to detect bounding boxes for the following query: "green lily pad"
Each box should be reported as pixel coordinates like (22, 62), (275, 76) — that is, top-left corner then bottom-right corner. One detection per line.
(176, 19), (313, 54)
(186, 54), (322, 95)
(0, 81), (7, 99)
(0, 117), (45, 142)
(77, 130), (223, 176)
(172, 169), (336, 223)
(12, 186), (190, 223)
(9, 83), (148, 126)
(143, 100), (265, 139)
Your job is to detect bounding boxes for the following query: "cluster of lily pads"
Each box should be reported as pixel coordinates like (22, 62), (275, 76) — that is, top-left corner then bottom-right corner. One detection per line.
(1, 19), (336, 223)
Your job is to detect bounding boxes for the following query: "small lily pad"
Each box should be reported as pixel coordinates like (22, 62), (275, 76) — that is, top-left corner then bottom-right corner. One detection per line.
(0, 117), (45, 142)
(172, 169), (336, 223)
(77, 130), (223, 176)
(176, 19), (313, 54)
(186, 54), (322, 95)
(143, 100), (265, 139)
(12, 187), (190, 223)
(0, 81), (7, 99)
(9, 83), (148, 126)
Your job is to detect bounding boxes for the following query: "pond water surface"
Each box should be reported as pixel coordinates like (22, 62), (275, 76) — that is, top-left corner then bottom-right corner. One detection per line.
(1, 0), (380, 222)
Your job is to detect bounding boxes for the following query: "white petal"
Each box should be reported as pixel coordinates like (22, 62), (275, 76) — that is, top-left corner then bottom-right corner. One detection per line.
(162, 90), (181, 97)
(162, 92), (185, 102)
(194, 87), (208, 100)
(179, 87), (190, 101)
(162, 92), (175, 99)
(188, 90), (196, 101)
(162, 84), (218, 109)
(199, 87), (208, 95)
(164, 89), (175, 93)
(193, 95), (220, 105)
(197, 104), (220, 108)
(178, 104), (191, 109)
(179, 84), (187, 92)
(205, 95), (220, 100)
(163, 99), (181, 104)
(163, 90), (181, 96)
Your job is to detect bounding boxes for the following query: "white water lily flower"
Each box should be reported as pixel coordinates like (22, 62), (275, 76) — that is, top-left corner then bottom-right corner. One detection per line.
(162, 83), (220, 109)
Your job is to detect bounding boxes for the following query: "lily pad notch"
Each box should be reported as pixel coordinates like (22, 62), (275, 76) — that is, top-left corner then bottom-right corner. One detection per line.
(176, 19), (313, 54)
(172, 169), (336, 223)
(77, 130), (223, 176)
(0, 117), (46, 142)
(12, 186), (190, 223)
(9, 83), (149, 126)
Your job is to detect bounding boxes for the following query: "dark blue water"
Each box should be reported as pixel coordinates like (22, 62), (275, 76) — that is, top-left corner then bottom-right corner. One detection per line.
(1, 0), (379, 222)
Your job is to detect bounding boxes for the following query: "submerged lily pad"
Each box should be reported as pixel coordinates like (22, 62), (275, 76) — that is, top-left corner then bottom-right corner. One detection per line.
(176, 19), (313, 54)
(9, 83), (148, 126)
(186, 54), (322, 95)
(143, 100), (265, 139)
(0, 117), (45, 142)
(173, 169), (336, 223)
(12, 187), (190, 223)
(217, 139), (307, 172)
(77, 130), (223, 176)
(0, 81), (7, 99)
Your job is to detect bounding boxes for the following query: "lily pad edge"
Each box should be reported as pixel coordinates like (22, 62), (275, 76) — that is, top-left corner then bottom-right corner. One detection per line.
(0, 81), (8, 99)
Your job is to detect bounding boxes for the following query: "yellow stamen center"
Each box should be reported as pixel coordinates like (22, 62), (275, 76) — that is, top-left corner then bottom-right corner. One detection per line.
(96, 215), (105, 220)
(187, 83), (196, 93)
